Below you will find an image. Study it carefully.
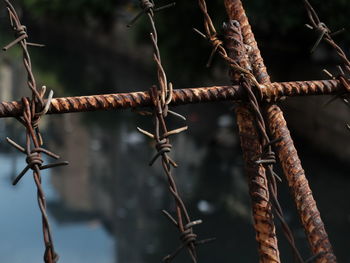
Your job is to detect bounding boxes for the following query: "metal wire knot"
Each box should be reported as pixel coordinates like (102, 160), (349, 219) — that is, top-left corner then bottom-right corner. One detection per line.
(14, 24), (27, 37)
(26, 150), (44, 169)
(162, 213), (210, 263)
(140, 0), (154, 12)
(256, 150), (276, 166)
(180, 221), (201, 246)
(127, 0), (175, 27)
(306, 22), (330, 53)
(149, 139), (173, 166)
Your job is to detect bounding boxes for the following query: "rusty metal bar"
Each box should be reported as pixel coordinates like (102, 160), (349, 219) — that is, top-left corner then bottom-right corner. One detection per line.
(267, 105), (337, 262)
(224, 0), (270, 84)
(0, 78), (344, 118)
(224, 0), (337, 261)
(224, 20), (280, 262)
(235, 106), (280, 262)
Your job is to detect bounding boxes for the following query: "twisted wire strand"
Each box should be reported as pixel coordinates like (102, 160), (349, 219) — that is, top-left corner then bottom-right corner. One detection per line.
(196, 0), (259, 87)
(222, 18), (304, 262)
(198, 1), (306, 260)
(3, 1), (68, 262)
(133, 1), (209, 262)
(3, 0), (43, 107)
(224, 19), (281, 263)
(303, 0), (350, 74)
(242, 80), (304, 263)
(21, 98), (58, 263)
(303, 0), (350, 129)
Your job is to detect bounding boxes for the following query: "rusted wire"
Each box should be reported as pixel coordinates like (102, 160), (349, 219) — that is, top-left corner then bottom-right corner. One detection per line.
(303, 0), (350, 130)
(197, 0), (305, 260)
(224, 0), (336, 261)
(267, 105), (337, 263)
(3, 1), (68, 262)
(195, 0), (261, 89)
(303, 0), (350, 73)
(242, 78), (304, 263)
(223, 19), (304, 263)
(223, 20), (280, 263)
(130, 1), (210, 262)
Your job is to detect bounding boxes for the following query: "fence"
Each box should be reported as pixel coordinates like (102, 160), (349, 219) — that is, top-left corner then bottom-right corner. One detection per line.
(1, 0), (348, 262)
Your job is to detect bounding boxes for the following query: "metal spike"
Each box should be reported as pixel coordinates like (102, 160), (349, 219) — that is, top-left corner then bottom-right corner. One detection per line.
(6, 137), (25, 153)
(168, 110), (186, 121)
(162, 210), (178, 227)
(322, 69), (334, 79)
(137, 127), (155, 139)
(40, 161), (69, 170)
(12, 165), (30, 185)
(193, 28), (207, 39)
(154, 2), (176, 12)
(311, 29), (326, 53)
(163, 126), (188, 138)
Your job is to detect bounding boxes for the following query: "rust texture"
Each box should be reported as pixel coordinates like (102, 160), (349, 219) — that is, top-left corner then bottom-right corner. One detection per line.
(224, 0), (270, 84)
(235, 106), (280, 262)
(225, 0), (336, 261)
(267, 105), (337, 262)
(0, 78), (344, 118)
(224, 20), (280, 263)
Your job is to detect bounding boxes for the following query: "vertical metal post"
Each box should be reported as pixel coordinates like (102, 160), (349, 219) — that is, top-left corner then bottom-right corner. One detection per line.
(224, 21), (280, 263)
(224, 0), (337, 261)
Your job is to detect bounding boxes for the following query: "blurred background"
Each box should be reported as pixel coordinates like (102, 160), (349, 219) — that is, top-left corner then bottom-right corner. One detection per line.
(0, 0), (349, 262)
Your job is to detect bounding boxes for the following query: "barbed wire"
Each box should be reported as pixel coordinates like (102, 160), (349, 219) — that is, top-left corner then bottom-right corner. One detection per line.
(2, 1), (68, 262)
(0, 0), (344, 262)
(222, 19), (304, 263)
(129, 1), (213, 262)
(303, 0), (350, 130)
(242, 77), (305, 263)
(195, 0), (259, 87)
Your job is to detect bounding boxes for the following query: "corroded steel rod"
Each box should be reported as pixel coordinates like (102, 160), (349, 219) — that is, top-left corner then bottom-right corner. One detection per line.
(224, 0), (270, 84)
(235, 106), (280, 262)
(224, 20), (280, 262)
(225, 0), (337, 261)
(0, 78), (344, 118)
(267, 105), (337, 262)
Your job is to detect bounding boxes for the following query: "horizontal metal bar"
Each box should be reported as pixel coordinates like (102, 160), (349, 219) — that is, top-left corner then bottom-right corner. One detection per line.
(0, 79), (344, 118)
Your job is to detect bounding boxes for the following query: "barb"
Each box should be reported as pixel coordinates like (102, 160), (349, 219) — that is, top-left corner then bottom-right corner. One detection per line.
(243, 79), (304, 262)
(303, 0), (350, 74)
(223, 18), (303, 262)
(3, 0), (45, 107)
(127, 0), (176, 27)
(224, 18), (280, 262)
(238, 44), (304, 263)
(196, 0), (262, 92)
(129, 1), (212, 262)
(303, 0), (350, 131)
(2, 1), (68, 262)
(303, 1), (348, 68)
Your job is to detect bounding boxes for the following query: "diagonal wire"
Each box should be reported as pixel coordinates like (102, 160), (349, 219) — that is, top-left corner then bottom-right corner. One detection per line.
(2, 1), (68, 262)
(303, 0), (350, 129)
(197, 1), (305, 262)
